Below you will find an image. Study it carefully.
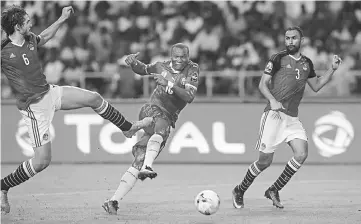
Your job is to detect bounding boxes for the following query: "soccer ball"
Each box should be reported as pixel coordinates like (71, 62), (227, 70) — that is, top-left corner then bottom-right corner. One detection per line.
(194, 190), (220, 215)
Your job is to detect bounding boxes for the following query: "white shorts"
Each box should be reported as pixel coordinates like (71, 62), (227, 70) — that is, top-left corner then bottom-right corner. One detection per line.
(19, 85), (63, 148)
(255, 110), (308, 153)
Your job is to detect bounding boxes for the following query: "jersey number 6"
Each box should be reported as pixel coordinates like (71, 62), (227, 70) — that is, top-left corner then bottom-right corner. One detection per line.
(295, 68), (300, 80)
(22, 54), (30, 65)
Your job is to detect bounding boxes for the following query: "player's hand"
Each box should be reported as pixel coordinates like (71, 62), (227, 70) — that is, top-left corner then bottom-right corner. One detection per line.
(125, 52), (140, 66)
(61, 6), (74, 20)
(331, 55), (342, 70)
(152, 73), (168, 87)
(270, 99), (285, 112)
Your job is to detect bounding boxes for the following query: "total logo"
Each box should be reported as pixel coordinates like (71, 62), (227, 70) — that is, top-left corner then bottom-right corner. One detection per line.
(15, 114), (245, 156)
(312, 111), (354, 158)
(15, 119), (56, 157)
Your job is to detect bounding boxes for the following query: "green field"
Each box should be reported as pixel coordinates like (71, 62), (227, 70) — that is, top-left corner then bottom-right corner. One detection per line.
(1, 164), (361, 224)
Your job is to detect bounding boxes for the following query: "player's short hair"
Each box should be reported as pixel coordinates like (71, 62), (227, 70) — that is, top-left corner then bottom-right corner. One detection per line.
(1, 5), (28, 36)
(170, 43), (190, 56)
(285, 26), (304, 38)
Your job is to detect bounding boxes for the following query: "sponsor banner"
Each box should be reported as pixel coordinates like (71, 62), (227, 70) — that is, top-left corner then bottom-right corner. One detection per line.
(1, 103), (360, 163)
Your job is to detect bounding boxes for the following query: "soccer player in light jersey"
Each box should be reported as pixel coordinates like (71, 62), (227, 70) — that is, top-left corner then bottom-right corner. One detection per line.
(1, 5), (152, 214)
(102, 43), (200, 215)
(232, 26), (342, 209)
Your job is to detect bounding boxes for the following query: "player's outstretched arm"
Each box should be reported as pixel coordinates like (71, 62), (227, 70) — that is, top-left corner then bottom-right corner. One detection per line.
(307, 55), (342, 92)
(125, 52), (156, 76)
(38, 6), (74, 47)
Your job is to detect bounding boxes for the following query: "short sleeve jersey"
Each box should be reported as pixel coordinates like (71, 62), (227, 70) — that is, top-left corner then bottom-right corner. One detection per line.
(1, 33), (49, 110)
(145, 60), (199, 121)
(263, 50), (316, 117)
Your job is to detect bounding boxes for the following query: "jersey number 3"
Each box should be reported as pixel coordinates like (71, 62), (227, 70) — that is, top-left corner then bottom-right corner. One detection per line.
(22, 54), (30, 65)
(295, 68), (300, 80)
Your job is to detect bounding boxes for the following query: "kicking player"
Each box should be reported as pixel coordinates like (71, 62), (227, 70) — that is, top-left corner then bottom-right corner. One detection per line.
(0, 5), (152, 214)
(232, 26), (342, 209)
(102, 43), (199, 215)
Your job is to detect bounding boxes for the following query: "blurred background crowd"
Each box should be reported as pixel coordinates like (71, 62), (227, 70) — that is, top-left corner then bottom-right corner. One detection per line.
(1, 1), (361, 99)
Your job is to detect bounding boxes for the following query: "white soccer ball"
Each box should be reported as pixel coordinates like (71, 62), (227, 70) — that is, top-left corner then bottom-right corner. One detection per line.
(194, 190), (220, 215)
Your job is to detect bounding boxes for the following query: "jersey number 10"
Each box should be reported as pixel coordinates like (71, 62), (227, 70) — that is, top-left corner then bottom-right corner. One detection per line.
(22, 54), (30, 65)
(165, 86), (173, 94)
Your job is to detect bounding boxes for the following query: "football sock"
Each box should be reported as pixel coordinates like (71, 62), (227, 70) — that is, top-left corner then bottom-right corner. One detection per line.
(142, 134), (163, 168)
(94, 99), (132, 131)
(271, 157), (302, 191)
(236, 161), (262, 195)
(110, 167), (139, 202)
(1, 159), (37, 191)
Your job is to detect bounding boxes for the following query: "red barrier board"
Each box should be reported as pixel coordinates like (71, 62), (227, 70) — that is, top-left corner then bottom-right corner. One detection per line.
(1, 103), (360, 164)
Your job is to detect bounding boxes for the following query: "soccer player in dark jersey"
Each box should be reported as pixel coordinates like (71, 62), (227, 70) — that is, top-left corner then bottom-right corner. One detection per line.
(102, 43), (199, 215)
(232, 27), (342, 209)
(0, 5), (152, 214)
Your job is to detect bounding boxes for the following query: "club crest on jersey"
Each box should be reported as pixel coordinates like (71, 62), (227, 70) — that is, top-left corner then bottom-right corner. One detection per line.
(265, 62), (273, 73)
(303, 64), (308, 71)
(10, 53), (16, 58)
(190, 72), (198, 82)
(28, 43), (34, 51)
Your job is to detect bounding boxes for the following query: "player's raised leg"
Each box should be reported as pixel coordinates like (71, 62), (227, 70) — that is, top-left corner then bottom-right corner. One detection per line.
(266, 138), (308, 209)
(1, 141), (52, 213)
(102, 136), (149, 215)
(139, 118), (170, 180)
(60, 86), (153, 137)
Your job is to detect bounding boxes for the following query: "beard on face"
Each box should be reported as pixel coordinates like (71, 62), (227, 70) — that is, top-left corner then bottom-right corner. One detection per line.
(286, 43), (300, 54)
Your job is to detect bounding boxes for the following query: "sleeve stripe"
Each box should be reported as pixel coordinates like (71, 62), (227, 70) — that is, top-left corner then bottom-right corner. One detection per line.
(185, 83), (197, 90)
(270, 50), (287, 61)
(1, 38), (11, 50)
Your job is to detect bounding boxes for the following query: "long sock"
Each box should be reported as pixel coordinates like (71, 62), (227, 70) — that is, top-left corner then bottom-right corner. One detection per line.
(236, 161), (262, 195)
(271, 157), (302, 191)
(110, 167), (139, 202)
(94, 99), (132, 131)
(1, 159), (37, 191)
(142, 134), (163, 168)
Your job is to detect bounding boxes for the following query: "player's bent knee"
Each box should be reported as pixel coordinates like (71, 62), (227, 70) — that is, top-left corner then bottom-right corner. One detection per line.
(256, 155), (273, 171)
(88, 91), (103, 108)
(256, 160), (272, 171)
(154, 128), (170, 141)
(32, 154), (52, 172)
(294, 150), (308, 164)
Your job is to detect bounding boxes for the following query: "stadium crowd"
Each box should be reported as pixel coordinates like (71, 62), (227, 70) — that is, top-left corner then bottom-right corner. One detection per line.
(1, 0), (361, 99)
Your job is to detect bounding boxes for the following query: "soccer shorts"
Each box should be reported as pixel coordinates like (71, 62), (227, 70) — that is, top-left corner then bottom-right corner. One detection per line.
(19, 85), (63, 148)
(256, 110), (308, 153)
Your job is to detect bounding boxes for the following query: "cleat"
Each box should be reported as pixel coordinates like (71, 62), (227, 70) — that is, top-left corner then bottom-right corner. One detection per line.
(138, 166), (157, 181)
(123, 117), (153, 138)
(264, 187), (284, 209)
(1, 190), (10, 214)
(102, 199), (119, 215)
(232, 187), (244, 209)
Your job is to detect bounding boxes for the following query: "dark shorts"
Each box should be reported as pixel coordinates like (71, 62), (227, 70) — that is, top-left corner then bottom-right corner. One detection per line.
(139, 103), (176, 129)
(132, 103), (174, 154)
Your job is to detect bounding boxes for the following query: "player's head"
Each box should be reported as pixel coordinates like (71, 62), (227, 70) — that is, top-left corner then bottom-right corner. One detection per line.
(285, 26), (304, 54)
(1, 5), (32, 37)
(170, 43), (190, 71)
